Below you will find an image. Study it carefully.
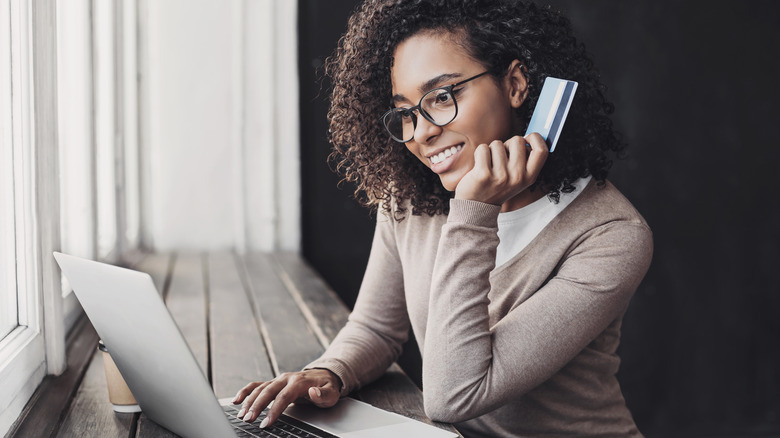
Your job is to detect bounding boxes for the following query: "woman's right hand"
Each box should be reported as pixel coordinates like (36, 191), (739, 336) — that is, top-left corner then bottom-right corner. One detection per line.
(454, 133), (548, 206)
(232, 368), (341, 428)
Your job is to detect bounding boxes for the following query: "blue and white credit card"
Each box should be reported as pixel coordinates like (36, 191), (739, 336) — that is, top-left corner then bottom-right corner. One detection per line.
(525, 77), (578, 152)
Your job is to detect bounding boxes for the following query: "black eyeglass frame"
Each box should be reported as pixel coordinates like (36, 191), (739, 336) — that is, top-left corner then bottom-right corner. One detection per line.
(381, 71), (490, 143)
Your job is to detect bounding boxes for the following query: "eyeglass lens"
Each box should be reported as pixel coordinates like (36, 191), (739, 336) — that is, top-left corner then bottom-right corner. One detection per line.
(384, 88), (457, 142)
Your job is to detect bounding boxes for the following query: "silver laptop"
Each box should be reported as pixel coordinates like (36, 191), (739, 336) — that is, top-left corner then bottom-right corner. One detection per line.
(53, 252), (457, 438)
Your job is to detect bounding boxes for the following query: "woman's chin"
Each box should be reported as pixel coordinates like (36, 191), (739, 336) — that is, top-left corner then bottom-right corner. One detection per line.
(438, 174), (461, 193)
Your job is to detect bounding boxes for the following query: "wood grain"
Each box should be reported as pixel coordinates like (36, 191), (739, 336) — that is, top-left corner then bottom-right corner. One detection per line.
(6, 317), (99, 438)
(271, 252), (349, 345)
(163, 253), (208, 375)
(55, 352), (136, 437)
(240, 253), (325, 373)
(133, 415), (178, 438)
(207, 252), (274, 398)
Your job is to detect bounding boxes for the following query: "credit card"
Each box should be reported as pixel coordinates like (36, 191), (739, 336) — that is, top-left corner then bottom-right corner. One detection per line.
(524, 77), (578, 152)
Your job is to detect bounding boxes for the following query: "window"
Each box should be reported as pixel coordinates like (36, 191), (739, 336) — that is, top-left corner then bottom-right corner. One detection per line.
(0, 1), (49, 434)
(1, 0), (299, 434)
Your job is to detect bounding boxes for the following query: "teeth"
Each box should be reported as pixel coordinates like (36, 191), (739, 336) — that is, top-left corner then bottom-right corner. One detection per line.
(430, 145), (463, 165)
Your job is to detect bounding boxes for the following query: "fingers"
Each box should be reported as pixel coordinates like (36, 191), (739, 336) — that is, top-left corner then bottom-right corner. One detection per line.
(471, 143), (491, 176)
(241, 379), (283, 423)
(235, 369), (342, 428)
(488, 140), (508, 184)
(523, 132), (549, 182)
(233, 380), (263, 404)
(308, 380), (340, 408)
(504, 136), (528, 180)
(264, 385), (299, 427)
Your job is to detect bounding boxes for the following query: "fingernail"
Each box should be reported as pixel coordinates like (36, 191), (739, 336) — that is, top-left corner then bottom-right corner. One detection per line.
(314, 387), (322, 397)
(260, 417), (269, 428)
(237, 407), (246, 418)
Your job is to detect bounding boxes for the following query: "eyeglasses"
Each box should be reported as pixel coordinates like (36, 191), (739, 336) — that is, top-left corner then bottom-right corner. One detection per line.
(381, 71), (490, 143)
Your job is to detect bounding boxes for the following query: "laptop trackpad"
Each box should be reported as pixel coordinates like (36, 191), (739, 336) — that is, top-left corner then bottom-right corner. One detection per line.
(340, 422), (455, 438)
(286, 398), (405, 434)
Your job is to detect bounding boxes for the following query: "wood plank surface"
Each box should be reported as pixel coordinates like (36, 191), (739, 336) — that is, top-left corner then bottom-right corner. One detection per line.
(55, 352), (136, 438)
(240, 253), (325, 373)
(163, 253), (208, 375)
(133, 415), (178, 438)
(207, 252), (274, 398)
(6, 317), (100, 438)
(271, 253), (349, 344)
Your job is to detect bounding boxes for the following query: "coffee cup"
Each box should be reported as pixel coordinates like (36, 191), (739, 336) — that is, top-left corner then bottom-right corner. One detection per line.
(98, 340), (141, 413)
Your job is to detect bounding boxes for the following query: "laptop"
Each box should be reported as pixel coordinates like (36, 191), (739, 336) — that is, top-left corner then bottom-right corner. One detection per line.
(53, 252), (457, 438)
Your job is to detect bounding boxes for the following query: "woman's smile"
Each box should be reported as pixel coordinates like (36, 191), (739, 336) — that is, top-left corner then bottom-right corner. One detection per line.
(428, 143), (464, 173)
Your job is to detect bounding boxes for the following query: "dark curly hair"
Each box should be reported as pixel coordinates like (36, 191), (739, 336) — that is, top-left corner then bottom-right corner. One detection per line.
(326, 0), (624, 219)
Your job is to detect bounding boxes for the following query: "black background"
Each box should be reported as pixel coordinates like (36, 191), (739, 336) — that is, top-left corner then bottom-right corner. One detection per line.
(298, 1), (780, 436)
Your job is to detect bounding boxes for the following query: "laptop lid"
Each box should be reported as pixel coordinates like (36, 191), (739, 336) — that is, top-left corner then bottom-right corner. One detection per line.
(54, 251), (235, 438)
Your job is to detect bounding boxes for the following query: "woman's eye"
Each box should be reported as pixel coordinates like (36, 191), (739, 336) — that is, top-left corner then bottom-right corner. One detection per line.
(399, 109), (414, 120)
(435, 92), (452, 104)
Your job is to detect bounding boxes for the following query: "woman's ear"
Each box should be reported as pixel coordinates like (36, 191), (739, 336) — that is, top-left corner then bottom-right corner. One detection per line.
(506, 60), (529, 109)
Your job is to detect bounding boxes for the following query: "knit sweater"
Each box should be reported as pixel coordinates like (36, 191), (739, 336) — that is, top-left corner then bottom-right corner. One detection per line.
(307, 179), (653, 437)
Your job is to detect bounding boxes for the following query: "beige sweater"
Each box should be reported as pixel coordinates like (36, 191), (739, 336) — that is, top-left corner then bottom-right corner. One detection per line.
(307, 179), (653, 437)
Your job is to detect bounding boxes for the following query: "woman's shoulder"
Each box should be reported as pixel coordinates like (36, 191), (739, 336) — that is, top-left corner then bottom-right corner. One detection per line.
(540, 179), (653, 278)
(572, 178), (651, 230)
(542, 178), (653, 258)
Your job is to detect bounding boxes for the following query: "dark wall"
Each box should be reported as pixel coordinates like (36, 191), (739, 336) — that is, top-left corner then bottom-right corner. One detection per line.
(298, 1), (780, 436)
(298, 1), (374, 309)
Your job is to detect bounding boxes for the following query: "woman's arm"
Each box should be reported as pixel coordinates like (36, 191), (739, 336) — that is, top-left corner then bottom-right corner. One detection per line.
(422, 198), (653, 422)
(235, 211), (411, 427)
(305, 209), (410, 393)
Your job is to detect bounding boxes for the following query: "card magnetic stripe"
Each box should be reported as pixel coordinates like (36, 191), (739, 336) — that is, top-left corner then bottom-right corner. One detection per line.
(545, 81), (576, 152)
(524, 84), (555, 138)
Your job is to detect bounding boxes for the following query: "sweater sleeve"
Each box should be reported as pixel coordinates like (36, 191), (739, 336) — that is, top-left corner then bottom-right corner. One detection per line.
(422, 198), (653, 423)
(305, 211), (410, 396)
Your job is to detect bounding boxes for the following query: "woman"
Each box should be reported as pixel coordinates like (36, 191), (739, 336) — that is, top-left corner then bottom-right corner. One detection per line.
(234, 0), (653, 436)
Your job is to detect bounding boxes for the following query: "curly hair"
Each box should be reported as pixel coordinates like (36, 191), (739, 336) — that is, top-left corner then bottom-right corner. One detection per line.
(326, 0), (624, 219)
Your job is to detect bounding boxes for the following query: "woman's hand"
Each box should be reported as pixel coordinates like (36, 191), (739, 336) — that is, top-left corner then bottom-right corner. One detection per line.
(232, 368), (341, 428)
(455, 133), (548, 205)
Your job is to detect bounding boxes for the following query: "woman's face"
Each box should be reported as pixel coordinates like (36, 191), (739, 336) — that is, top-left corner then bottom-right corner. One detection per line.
(390, 31), (524, 191)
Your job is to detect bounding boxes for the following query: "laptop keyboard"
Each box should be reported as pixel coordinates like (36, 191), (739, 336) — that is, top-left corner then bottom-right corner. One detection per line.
(222, 404), (337, 438)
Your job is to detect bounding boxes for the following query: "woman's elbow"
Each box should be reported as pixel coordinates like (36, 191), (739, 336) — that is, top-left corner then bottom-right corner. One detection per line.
(423, 392), (471, 423)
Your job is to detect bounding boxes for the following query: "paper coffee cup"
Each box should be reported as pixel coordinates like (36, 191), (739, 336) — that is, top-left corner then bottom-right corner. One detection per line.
(98, 340), (141, 413)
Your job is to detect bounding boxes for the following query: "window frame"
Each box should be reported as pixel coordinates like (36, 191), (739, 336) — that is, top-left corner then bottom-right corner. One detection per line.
(0, 0), (66, 434)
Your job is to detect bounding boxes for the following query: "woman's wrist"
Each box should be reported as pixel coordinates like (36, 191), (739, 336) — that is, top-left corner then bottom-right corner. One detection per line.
(310, 367), (343, 392)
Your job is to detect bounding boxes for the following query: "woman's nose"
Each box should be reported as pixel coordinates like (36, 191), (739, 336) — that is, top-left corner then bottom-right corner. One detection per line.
(412, 112), (443, 145)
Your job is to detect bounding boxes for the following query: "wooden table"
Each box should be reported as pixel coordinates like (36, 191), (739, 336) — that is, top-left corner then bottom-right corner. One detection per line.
(7, 252), (460, 437)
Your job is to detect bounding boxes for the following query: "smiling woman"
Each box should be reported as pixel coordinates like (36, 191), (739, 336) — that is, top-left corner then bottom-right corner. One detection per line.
(389, 32), (535, 205)
(233, 1), (652, 436)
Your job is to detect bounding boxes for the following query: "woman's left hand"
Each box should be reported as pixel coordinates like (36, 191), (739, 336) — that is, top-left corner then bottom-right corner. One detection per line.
(454, 133), (548, 205)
